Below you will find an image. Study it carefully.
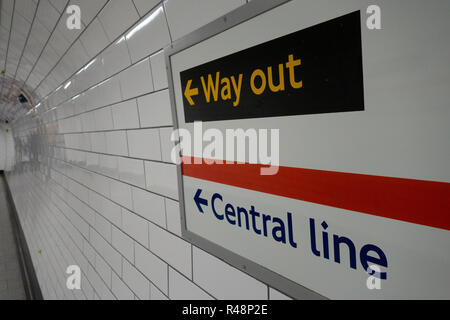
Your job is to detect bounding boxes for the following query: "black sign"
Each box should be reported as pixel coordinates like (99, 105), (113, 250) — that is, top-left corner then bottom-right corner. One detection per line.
(180, 11), (364, 123)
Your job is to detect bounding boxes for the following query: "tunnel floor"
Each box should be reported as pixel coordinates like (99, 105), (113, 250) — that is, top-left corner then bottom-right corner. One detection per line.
(0, 173), (27, 300)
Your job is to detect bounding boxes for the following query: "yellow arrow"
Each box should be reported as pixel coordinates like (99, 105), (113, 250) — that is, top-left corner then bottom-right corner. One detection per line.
(184, 79), (199, 106)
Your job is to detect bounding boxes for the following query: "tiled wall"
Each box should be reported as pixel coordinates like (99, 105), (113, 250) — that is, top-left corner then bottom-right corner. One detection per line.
(0, 123), (15, 170)
(6, 0), (291, 300)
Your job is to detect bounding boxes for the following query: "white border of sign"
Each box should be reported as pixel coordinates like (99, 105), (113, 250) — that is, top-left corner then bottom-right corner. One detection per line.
(164, 0), (326, 300)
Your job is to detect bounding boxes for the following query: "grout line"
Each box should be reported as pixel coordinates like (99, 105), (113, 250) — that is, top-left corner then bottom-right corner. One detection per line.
(22, 173), (118, 299)
(0, 0), (16, 95)
(47, 163), (217, 300)
(47, 143), (172, 165)
(37, 54), (168, 119)
(29, 0), (110, 96)
(30, 0), (166, 108)
(54, 151), (179, 201)
(10, 0), (39, 89)
(48, 155), (181, 243)
(18, 182), (93, 299)
(29, 184), (117, 300)
(162, 1), (173, 43)
(36, 170), (171, 299)
(21, 0), (69, 88)
(130, 0), (140, 18)
(166, 264), (169, 298)
(191, 245), (194, 281)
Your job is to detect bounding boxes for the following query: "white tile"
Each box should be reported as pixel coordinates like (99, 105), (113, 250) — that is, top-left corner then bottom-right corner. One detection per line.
(95, 254), (112, 288)
(137, 89), (172, 128)
(148, 223), (191, 278)
(95, 75), (123, 108)
(90, 229), (122, 275)
(87, 264), (115, 300)
(122, 259), (150, 300)
(89, 191), (122, 227)
(83, 239), (96, 266)
(64, 40), (91, 77)
(81, 277), (95, 300)
(48, 0), (65, 13)
(86, 152), (99, 171)
(165, 198), (182, 237)
(64, 134), (76, 149)
(269, 288), (292, 300)
(95, 212), (112, 243)
(101, 38), (132, 78)
(131, 187), (166, 227)
(81, 110), (96, 131)
(36, 0), (60, 33)
(94, 107), (114, 131)
(98, 0), (140, 42)
(23, 19), (50, 61)
(117, 157), (146, 188)
(125, 5), (171, 63)
(91, 174), (112, 199)
(110, 180), (133, 210)
(169, 268), (212, 300)
(90, 132), (107, 153)
(99, 154), (119, 178)
(111, 100), (140, 130)
(111, 272), (135, 300)
(112, 226), (135, 262)
(70, 192), (96, 226)
(132, 0), (160, 17)
(105, 131), (129, 156)
(122, 208), (149, 248)
(81, 70), (104, 100)
(193, 247), (268, 300)
(80, 18), (109, 57)
(119, 58), (154, 100)
(73, 0), (108, 26)
(150, 50), (168, 90)
(80, 133), (92, 151)
(164, 0), (245, 40)
(134, 242), (168, 294)
(127, 129), (161, 161)
(159, 127), (175, 163)
(48, 27), (70, 58)
(150, 284), (169, 300)
(1, 0), (13, 14)
(144, 161), (178, 199)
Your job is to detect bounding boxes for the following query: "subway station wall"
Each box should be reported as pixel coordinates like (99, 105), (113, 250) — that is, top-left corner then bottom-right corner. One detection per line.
(0, 123), (15, 171)
(6, 0), (450, 300)
(5, 0), (292, 300)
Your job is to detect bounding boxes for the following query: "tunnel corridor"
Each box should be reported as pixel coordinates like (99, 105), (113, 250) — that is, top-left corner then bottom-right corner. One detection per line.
(0, 0), (449, 302)
(0, 172), (26, 300)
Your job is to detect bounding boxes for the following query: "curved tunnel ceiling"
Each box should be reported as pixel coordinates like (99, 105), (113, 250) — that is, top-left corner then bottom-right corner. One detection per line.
(0, 74), (35, 122)
(0, 0), (105, 122)
(0, 0), (40, 121)
(0, 0), (249, 125)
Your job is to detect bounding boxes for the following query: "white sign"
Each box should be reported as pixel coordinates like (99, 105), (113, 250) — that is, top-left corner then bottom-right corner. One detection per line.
(167, 0), (450, 299)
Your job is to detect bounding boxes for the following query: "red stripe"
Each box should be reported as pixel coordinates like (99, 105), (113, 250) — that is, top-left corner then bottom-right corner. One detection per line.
(181, 157), (450, 231)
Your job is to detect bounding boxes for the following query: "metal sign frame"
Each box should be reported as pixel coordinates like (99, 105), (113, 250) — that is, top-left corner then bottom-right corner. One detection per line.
(164, 0), (326, 300)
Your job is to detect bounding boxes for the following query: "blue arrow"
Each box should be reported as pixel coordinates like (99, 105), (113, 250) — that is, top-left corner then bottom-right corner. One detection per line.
(194, 189), (208, 213)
